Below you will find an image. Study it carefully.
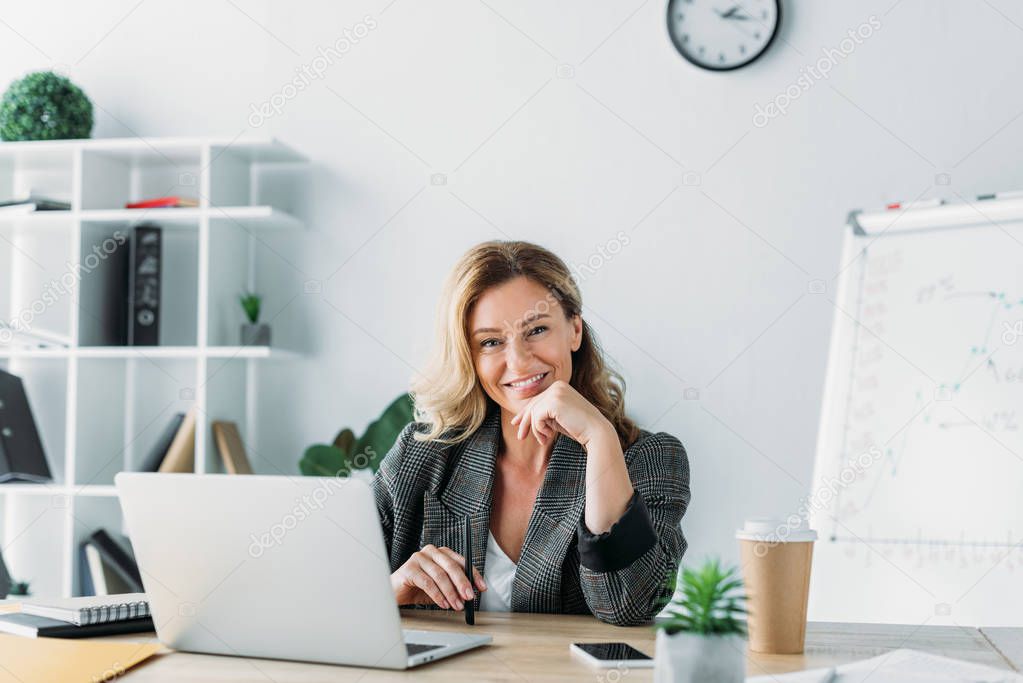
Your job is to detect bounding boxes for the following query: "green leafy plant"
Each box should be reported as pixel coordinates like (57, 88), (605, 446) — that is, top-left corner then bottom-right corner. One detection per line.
(299, 393), (415, 475)
(7, 580), (30, 596)
(0, 71), (93, 141)
(657, 558), (746, 636)
(239, 292), (261, 324)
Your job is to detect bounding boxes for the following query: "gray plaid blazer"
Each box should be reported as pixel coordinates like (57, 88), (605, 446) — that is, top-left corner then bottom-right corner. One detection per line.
(373, 402), (690, 626)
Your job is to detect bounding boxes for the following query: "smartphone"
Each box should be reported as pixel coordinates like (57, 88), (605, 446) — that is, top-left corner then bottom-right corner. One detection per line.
(569, 642), (654, 668)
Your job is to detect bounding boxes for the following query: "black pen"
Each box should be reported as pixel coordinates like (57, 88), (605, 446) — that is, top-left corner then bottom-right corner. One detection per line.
(464, 516), (474, 625)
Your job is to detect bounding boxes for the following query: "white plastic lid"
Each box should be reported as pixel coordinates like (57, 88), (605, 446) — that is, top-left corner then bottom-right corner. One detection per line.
(735, 517), (818, 543)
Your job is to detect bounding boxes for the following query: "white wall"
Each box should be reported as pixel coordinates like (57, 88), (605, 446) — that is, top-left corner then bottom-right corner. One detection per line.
(3, 0), (1023, 611)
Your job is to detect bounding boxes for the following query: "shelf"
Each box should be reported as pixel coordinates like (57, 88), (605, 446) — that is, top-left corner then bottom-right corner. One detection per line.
(205, 346), (296, 359)
(0, 484), (117, 497)
(0, 206), (302, 229)
(84, 206), (301, 229)
(0, 136), (305, 598)
(206, 205), (303, 230)
(0, 137), (306, 163)
(0, 210), (73, 223)
(72, 485), (119, 497)
(0, 346), (296, 359)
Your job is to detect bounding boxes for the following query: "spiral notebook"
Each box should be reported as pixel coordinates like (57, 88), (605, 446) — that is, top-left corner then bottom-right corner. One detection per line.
(20, 593), (149, 626)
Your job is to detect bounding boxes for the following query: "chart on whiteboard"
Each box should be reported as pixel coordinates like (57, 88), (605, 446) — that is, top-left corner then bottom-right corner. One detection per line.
(810, 218), (1023, 626)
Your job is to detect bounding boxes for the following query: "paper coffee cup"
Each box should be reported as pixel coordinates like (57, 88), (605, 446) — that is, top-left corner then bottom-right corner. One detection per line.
(737, 518), (817, 655)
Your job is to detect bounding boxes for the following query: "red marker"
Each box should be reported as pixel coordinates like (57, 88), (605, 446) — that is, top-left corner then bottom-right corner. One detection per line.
(885, 199), (943, 211)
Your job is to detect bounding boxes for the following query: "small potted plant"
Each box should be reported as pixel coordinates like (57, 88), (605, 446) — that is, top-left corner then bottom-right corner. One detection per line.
(239, 292), (270, 346)
(654, 559), (747, 683)
(7, 579), (31, 597)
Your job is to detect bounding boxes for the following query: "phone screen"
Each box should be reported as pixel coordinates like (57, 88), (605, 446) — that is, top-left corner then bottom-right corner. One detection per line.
(574, 642), (652, 661)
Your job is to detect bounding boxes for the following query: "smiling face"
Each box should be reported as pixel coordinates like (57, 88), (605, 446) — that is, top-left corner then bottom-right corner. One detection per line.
(468, 276), (582, 413)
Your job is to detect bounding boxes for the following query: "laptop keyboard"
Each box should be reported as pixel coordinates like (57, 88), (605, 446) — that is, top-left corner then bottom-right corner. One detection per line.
(406, 643), (444, 656)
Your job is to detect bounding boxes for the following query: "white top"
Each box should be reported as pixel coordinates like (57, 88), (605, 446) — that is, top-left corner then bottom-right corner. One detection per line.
(479, 530), (517, 612)
(735, 517), (818, 543)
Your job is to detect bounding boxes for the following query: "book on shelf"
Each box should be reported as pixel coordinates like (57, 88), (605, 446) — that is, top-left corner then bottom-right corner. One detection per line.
(77, 542), (93, 596)
(157, 407), (196, 473)
(0, 368), (52, 484)
(125, 196), (198, 209)
(81, 544), (137, 596)
(212, 420), (254, 474)
(127, 224), (161, 346)
(137, 413), (185, 472)
(0, 613), (153, 638)
(0, 194), (71, 214)
(21, 593), (148, 626)
(82, 529), (143, 594)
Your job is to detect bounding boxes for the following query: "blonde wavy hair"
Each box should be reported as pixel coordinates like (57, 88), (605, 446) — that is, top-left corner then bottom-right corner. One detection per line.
(410, 240), (640, 450)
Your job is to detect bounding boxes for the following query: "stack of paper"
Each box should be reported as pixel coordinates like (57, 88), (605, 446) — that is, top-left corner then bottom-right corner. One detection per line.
(748, 648), (1023, 682)
(838, 649), (1023, 682)
(748, 668), (835, 682)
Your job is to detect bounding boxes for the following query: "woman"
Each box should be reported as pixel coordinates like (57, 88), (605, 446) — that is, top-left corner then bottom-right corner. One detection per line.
(373, 240), (690, 626)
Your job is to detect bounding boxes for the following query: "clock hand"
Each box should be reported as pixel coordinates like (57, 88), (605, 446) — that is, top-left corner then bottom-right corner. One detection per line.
(721, 6), (753, 21)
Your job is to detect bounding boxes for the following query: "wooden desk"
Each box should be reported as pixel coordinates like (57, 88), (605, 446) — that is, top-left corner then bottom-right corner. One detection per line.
(109, 612), (1021, 681)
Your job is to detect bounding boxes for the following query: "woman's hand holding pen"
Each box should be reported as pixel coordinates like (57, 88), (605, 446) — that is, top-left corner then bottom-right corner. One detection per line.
(390, 544), (486, 610)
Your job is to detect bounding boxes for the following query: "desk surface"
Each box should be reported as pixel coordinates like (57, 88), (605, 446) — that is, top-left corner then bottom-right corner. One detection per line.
(108, 611), (1020, 681)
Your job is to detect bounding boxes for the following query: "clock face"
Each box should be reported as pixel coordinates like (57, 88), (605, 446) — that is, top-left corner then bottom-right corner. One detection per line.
(667, 0), (781, 71)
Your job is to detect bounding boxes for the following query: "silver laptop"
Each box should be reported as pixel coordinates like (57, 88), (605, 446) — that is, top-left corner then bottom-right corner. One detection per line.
(115, 472), (491, 669)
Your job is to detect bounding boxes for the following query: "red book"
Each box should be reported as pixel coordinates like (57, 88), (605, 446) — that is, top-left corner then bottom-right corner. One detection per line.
(125, 197), (199, 209)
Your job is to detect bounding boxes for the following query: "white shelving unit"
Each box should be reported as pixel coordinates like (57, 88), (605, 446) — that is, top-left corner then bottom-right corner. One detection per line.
(0, 137), (307, 598)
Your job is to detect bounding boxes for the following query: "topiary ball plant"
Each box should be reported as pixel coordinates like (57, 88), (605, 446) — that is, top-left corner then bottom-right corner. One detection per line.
(0, 71), (93, 141)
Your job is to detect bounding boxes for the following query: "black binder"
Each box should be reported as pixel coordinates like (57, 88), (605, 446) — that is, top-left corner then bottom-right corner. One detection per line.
(127, 224), (161, 346)
(0, 368), (51, 483)
(0, 549), (11, 598)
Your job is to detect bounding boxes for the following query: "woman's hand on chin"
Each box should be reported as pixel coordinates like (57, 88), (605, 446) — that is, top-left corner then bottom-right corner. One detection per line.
(391, 544), (486, 610)
(510, 380), (614, 448)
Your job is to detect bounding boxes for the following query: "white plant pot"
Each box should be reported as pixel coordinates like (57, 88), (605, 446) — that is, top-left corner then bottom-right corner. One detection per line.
(654, 630), (746, 683)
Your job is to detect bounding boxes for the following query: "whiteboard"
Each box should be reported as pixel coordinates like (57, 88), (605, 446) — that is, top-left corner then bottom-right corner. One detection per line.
(809, 201), (1023, 627)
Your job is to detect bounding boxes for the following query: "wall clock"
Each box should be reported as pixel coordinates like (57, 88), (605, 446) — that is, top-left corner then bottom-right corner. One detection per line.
(667, 0), (781, 71)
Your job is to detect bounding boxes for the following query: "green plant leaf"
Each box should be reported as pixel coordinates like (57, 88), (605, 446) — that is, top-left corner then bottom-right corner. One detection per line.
(239, 293), (261, 324)
(655, 557), (747, 636)
(298, 444), (350, 477)
(301, 393), (415, 477)
(332, 428), (356, 455)
(350, 393), (414, 473)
